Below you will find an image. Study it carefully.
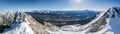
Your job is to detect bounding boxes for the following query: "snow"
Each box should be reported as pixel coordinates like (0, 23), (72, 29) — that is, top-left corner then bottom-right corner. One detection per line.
(107, 8), (120, 34)
(95, 18), (113, 34)
(2, 18), (34, 34)
(105, 32), (114, 34)
(45, 11), (102, 34)
(1, 7), (120, 34)
(82, 9), (108, 29)
(109, 18), (120, 34)
(45, 24), (87, 34)
(45, 8), (120, 34)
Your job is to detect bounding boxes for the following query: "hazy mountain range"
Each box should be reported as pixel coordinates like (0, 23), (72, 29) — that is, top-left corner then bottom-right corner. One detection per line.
(0, 7), (120, 34)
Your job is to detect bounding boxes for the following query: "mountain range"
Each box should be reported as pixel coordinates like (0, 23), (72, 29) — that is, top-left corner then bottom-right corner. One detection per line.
(0, 7), (120, 34)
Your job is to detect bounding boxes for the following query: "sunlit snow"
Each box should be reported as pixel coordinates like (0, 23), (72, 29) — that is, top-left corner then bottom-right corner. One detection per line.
(3, 18), (34, 34)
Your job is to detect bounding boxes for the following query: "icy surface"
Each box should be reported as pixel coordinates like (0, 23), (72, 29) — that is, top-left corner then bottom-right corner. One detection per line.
(3, 18), (34, 34)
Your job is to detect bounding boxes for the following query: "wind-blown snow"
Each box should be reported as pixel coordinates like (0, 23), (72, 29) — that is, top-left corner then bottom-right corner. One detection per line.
(3, 18), (34, 34)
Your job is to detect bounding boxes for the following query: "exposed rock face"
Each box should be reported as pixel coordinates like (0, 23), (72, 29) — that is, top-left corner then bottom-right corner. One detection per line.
(82, 7), (120, 34)
(0, 11), (49, 34)
(0, 13), (5, 33)
(86, 8), (109, 33)
(27, 16), (59, 34)
(0, 11), (15, 33)
(0, 7), (120, 34)
(44, 21), (59, 32)
(107, 7), (120, 34)
(27, 16), (49, 34)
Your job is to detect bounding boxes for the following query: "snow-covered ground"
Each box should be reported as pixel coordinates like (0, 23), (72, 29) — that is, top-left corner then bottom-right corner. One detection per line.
(45, 23), (113, 34)
(45, 7), (120, 34)
(46, 17), (113, 34)
(109, 18), (120, 34)
(2, 18), (34, 34)
(1, 7), (120, 34)
(45, 24), (87, 34)
(107, 8), (120, 34)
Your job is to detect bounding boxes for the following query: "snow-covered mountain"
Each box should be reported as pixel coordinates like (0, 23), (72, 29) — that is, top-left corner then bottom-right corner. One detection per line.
(0, 7), (120, 34)
(107, 7), (120, 34)
(0, 11), (48, 34)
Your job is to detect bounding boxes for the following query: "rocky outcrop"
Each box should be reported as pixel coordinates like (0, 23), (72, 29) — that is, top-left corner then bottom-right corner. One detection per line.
(27, 16), (49, 34)
(0, 7), (120, 34)
(82, 7), (120, 34)
(86, 8), (109, 33)
(0, 11), (15, 33)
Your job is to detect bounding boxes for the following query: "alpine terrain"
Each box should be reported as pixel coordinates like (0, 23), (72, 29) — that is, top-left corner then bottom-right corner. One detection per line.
(0, 7), (120, 34)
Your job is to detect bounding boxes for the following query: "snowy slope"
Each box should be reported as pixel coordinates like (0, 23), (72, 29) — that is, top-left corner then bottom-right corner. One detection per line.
(1, 7), (120, 34)
(45, 7), (120, 34)
(1, 12), (34, 34)
(3, 18), (34, 34)
(107, 7), (120, 34)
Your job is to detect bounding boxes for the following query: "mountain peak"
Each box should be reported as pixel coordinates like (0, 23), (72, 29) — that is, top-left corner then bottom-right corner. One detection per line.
(107, 7), (120, 18)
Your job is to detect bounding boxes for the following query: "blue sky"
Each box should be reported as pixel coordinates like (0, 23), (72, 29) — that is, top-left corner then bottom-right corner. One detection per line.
(0, 0), (120, 11)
